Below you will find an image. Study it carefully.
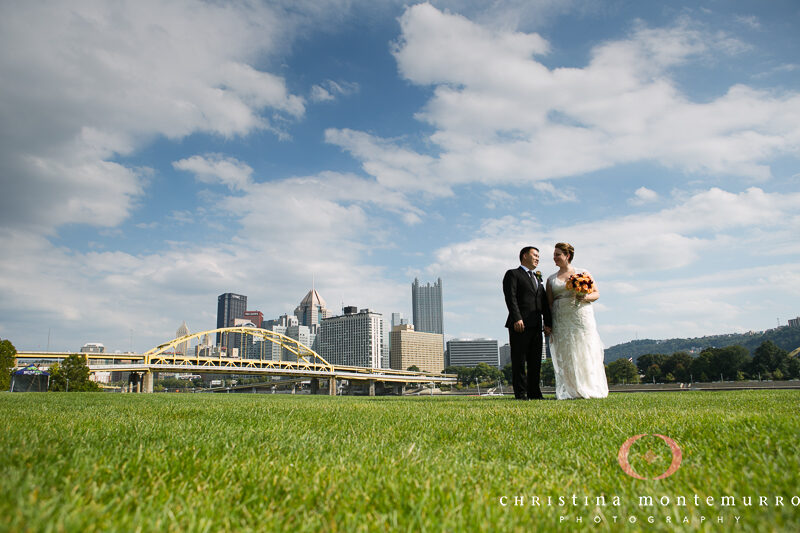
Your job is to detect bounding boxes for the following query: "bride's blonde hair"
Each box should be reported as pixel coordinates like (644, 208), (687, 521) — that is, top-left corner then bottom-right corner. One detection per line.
(555, 242), (574, 263)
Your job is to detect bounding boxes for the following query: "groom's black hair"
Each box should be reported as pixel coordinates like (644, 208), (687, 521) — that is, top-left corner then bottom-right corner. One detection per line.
(519, 246), (539, 262)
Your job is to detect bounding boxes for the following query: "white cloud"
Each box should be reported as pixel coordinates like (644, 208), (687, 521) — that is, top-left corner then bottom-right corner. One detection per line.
(424, 187), (800, 342)
(629, 186), (659, 205)
(311, 85), (335, 102)
(0, 165), (417, 350)
(735, 15), (761, 30)
(432, 0), (597, 31)
(392, 3), (551, 87)
(485, 189), (514, 209)
(532, 182), (577, 203)
(174, 154), (254, 191)
(325, 4), (800, 197)
(753, 63), (800, 79)
(325, 128), (450, 195)
(0, 0), (305, 233)
(310, 79), (360, 102)
(168, 211), (195, 226)
(171, 152), (424, 230)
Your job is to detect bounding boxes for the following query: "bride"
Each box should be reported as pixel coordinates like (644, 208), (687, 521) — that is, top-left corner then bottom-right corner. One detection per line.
(546, 242), (609, 399)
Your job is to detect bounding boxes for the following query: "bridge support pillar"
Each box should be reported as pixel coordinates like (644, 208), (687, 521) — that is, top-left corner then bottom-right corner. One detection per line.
(310, 378), (319, 395)
(368, 380), (376, 397)
(143, 372), (153, 393)
(328, 377), (337, 396)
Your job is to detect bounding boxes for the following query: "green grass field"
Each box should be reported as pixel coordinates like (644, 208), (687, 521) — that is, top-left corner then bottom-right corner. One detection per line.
(1, 391), (798, 532)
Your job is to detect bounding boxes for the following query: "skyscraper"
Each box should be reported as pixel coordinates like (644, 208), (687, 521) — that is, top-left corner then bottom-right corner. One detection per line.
(175, 321), (190, 356)
(217, 292), (247, 351)
(294, 288), (331, 328)
(412, 278), (443, 334)
(319, 307), (384, 368)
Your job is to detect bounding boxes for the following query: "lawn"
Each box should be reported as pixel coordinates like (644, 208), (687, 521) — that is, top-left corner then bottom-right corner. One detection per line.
(0, 391), (798, 532)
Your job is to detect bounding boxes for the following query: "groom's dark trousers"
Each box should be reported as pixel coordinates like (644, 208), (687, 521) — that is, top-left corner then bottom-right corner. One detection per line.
(503, 267), (552, 399)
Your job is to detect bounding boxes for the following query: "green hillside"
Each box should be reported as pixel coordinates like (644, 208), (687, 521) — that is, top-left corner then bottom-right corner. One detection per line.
(604, 325), (800, 363)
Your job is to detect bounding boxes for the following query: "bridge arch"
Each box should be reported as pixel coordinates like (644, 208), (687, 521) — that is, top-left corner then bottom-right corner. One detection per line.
(143, 326), (332, 371)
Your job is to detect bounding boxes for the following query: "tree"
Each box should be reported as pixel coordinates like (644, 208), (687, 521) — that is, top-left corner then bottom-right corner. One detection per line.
(48, 354), (100, 392)
(606, 359), (639, 384)
(644, 364), (662, 383)
(709, 346), (750, 381)
(473, 362), (502, 385)
(636, 353), (667, 375)
(157, 377), (204, 390)
(750, 341), (789, 378)
(443, 364), (502, 387)
(444, 366), (474, 387)
(689, 350), (714, 382)
(407, 365), (420, 372)
(662, 352), (693, 383)
(501, 363), (513, 385)
(540, 358), (555, 387)
(787, 357), (800, 380)
(0, 338), (17, 391)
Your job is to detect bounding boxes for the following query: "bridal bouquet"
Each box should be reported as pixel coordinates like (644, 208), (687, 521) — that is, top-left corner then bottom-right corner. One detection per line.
(566, 272), (594, 301)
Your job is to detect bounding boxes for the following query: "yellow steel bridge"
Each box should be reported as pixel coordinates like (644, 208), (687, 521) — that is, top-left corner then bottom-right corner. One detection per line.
(16, 326), (456, 394)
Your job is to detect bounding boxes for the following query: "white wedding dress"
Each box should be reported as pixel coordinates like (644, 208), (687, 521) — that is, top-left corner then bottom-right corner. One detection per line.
(547, 270), (609, 400)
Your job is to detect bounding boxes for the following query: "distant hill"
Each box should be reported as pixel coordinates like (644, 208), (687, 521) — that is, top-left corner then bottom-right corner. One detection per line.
(604, 326), (800, 363)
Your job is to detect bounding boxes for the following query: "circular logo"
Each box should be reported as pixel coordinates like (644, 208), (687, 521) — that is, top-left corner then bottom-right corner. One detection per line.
(618, 434), (682, 480)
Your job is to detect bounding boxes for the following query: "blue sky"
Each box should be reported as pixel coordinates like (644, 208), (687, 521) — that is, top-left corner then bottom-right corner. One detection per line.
(1, 0), (799, 354)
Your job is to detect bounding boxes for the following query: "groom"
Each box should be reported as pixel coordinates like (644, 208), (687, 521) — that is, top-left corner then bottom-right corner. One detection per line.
(503, 246), (552, 400)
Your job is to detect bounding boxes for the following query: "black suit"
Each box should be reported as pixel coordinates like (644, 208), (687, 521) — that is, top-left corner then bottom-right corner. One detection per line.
(503, 266), (552, 399)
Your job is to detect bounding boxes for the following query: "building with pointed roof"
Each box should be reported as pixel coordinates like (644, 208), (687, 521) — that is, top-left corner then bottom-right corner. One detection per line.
(176, 321), (190, 356)
(294, 287), (331, 328)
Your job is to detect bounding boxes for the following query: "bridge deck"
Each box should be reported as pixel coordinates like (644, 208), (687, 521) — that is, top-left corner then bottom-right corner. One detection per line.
(16, 352), (456, 384)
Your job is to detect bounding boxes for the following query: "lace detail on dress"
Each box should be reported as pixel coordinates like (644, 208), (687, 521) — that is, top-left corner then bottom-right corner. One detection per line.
(547, 271), (609, 400)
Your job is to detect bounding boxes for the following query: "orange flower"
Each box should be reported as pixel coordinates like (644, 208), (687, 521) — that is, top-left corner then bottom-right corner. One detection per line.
(567, 272), (594, 295)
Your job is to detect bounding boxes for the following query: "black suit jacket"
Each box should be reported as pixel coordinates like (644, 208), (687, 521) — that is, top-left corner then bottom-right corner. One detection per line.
(503, 267), (552, 330)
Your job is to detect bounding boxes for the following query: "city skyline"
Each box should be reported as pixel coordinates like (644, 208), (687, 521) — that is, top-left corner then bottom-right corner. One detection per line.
(1, 1), (799, 353)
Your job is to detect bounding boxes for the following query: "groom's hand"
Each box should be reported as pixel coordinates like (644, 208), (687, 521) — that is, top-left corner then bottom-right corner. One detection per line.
(514, 320), (525, 333)
(543, 326), (552, 336)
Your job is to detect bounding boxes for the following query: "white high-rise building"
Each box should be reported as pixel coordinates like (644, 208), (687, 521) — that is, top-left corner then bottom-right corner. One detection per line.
(175, 321), (190, 356)
(320, 307), (384, 368)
